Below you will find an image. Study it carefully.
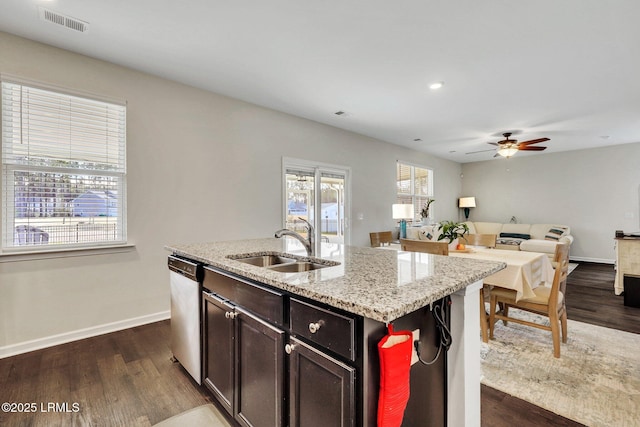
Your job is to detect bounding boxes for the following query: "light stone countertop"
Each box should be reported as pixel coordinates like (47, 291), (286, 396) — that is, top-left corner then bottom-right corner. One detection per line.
(166, 238), (505, 323)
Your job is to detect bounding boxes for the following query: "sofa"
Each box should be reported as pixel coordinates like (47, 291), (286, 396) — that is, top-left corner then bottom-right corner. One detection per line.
(406, 221), (573, 259)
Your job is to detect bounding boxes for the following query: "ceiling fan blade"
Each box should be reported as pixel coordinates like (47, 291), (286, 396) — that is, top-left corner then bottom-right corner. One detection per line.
(518, 138), (550, 146)
(488, 142), (500, 146)
(466, 148), (496, 154)
(518, 146), (547, 151)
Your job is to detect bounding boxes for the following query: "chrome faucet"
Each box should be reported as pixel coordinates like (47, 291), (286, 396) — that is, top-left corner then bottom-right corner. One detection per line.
(275, 217), (315, 256)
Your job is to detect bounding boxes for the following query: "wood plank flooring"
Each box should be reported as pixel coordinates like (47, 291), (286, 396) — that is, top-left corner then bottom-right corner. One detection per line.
(0, 262), (636, 427)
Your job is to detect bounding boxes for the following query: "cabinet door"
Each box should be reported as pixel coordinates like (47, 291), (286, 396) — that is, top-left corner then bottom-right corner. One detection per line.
(235, 306), (285, 427)
(288, 337), (356, 427)
(203, 292), (235, 414)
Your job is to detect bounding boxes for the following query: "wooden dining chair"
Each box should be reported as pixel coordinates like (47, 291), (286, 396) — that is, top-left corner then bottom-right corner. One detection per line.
(550, 242), (569, 269)
(489, 243), (570, 358)
(460, 233), (497, 248)
(370, 231), (393, 247)
(400, 239), (449, 255)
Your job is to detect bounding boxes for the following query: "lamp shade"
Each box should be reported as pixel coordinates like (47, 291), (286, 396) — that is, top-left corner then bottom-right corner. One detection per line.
(458, 197), (476, 208)
(392, 204), (413, 219)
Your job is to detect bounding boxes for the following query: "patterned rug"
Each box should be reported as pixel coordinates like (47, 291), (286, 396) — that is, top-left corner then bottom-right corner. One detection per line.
(480, 310), (640, 427)
(568, 262), (578, 274)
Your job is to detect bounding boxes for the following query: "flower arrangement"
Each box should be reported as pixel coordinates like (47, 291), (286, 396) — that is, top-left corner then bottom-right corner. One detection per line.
(437, 220), (469, 243)
(420, 198), (435, 219)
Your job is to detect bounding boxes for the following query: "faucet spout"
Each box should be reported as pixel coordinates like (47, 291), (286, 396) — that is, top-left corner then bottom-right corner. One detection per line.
(274, 217), (315, 256)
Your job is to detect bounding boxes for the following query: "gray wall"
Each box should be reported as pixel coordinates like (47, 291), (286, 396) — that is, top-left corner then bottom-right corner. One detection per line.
(461, 143), (640, 262)
(0, 32), (461, 353)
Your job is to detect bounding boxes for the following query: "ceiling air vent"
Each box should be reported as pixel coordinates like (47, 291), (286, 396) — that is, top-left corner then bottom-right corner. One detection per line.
(39, 7), (89, 33)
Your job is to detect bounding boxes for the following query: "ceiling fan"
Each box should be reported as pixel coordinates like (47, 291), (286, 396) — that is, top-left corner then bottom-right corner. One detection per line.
(466, 132), (550, 158)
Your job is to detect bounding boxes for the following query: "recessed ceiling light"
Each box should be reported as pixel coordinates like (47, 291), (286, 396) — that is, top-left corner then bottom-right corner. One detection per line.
(429, 81), (444, 90)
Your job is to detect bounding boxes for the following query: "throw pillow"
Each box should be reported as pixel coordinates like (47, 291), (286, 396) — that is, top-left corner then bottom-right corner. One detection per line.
(499, 232), (531, 240)
(418, 230), (434, 241)
(545, 226), (568, 241)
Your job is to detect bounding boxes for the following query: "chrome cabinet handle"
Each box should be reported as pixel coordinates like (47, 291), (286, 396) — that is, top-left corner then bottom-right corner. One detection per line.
(308, 321), (323, 334)
(285, 343), (296, 354)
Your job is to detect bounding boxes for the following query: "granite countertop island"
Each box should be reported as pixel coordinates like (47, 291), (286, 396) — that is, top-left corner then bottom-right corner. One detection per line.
(166, 237), (505, 323)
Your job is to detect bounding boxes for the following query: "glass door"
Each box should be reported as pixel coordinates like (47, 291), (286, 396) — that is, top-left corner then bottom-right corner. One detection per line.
(283, 159), (349, 246)
(319, 172), (345, 244)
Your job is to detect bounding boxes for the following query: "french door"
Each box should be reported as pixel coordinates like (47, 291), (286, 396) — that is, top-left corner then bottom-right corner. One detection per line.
(282, 158), (350, 246)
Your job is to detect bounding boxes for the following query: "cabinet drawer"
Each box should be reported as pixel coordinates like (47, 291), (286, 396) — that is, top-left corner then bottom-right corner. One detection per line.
(203, 266), (284, 326)
(290, 298), (355, 361)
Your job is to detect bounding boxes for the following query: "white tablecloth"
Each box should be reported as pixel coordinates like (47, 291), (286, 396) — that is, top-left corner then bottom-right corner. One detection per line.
(449, 247), (554, 301)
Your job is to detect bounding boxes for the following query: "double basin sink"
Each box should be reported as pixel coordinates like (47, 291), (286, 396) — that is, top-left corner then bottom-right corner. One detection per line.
(228, 253), (340, 272)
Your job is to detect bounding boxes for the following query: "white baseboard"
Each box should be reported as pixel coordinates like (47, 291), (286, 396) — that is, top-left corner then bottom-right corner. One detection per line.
(0, 310), (170, 359)
(569, 256), (615, 264)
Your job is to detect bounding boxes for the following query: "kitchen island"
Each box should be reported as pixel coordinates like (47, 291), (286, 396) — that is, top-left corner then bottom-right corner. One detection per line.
(166, 238), (505, 427)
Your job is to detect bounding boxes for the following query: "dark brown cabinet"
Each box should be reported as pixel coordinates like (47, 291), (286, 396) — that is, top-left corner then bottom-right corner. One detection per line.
(287, 336), (355, 427)
(203, 266), (357, 427)
(203, 290), (285, 427)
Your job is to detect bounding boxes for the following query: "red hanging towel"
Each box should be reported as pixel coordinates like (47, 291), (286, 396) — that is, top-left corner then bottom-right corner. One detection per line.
(377, 324), (413, 427)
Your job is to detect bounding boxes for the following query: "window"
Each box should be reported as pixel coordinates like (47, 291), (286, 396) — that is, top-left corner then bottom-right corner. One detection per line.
(1, 78), (127, 251)
(283, 158), (349, 245)
(396, 161), (433, 221)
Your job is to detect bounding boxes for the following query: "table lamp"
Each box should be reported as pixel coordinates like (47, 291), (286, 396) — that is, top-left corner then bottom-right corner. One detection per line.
(392, 204), (413, 238)
(459, 197), (476, 220)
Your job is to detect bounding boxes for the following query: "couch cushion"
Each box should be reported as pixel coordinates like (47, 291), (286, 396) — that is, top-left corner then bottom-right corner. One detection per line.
(463, 221), (477, 234)
(500, 223), (531, 235)
(519, 239), (559, 254)
(406, 227), (420, 240)
(472, 222), (503, 235)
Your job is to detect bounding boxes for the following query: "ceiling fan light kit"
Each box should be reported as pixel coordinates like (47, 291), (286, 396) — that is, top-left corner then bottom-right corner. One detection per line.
(497, 146), (519, 158)
(468, 132), (550, 159)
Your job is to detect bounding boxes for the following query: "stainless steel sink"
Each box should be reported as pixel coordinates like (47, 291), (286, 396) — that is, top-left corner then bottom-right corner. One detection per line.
(268, 261), (330, 272)
(228, 252), (340, 272)
(232, 254), (298, 267)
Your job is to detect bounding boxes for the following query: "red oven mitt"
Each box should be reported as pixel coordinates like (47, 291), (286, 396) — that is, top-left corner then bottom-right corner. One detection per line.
(377, 324), (413, 427)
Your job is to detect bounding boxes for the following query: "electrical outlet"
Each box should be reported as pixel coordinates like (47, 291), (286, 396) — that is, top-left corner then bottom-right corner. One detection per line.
(411, 329), (420, 366)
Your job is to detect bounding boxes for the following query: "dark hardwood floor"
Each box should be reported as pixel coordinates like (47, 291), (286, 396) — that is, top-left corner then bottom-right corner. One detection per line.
(565, 262), (640, 334)
(0, 262), (636, 426)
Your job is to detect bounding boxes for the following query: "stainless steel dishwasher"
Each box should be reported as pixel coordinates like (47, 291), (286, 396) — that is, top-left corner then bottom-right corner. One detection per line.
(168, 255), (203, 384)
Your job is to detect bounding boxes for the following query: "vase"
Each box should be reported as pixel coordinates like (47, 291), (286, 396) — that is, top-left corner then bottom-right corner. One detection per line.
(422, 217), (432, 226)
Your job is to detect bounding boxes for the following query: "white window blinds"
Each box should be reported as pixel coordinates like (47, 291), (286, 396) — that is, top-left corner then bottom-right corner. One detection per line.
(396, 162), (433, 220)
(1, 79), (127, 251)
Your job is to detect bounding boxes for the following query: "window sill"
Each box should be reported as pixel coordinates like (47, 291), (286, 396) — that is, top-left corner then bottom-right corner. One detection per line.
(0, 243), (136, 263)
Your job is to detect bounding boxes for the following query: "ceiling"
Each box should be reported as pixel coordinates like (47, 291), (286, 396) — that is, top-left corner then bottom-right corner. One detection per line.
(2, 0), (639, 163)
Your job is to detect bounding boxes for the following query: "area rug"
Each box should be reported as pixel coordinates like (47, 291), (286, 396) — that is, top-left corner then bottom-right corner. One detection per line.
(153, 404), (231, 427)
(568, 262), (578, 274)
(480, 310), (640, 427)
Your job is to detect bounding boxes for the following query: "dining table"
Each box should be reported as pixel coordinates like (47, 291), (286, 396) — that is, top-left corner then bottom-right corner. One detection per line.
(448, 247), (555, 301)
(449, 246), (555, 343)
(380, 243), (556, 343)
